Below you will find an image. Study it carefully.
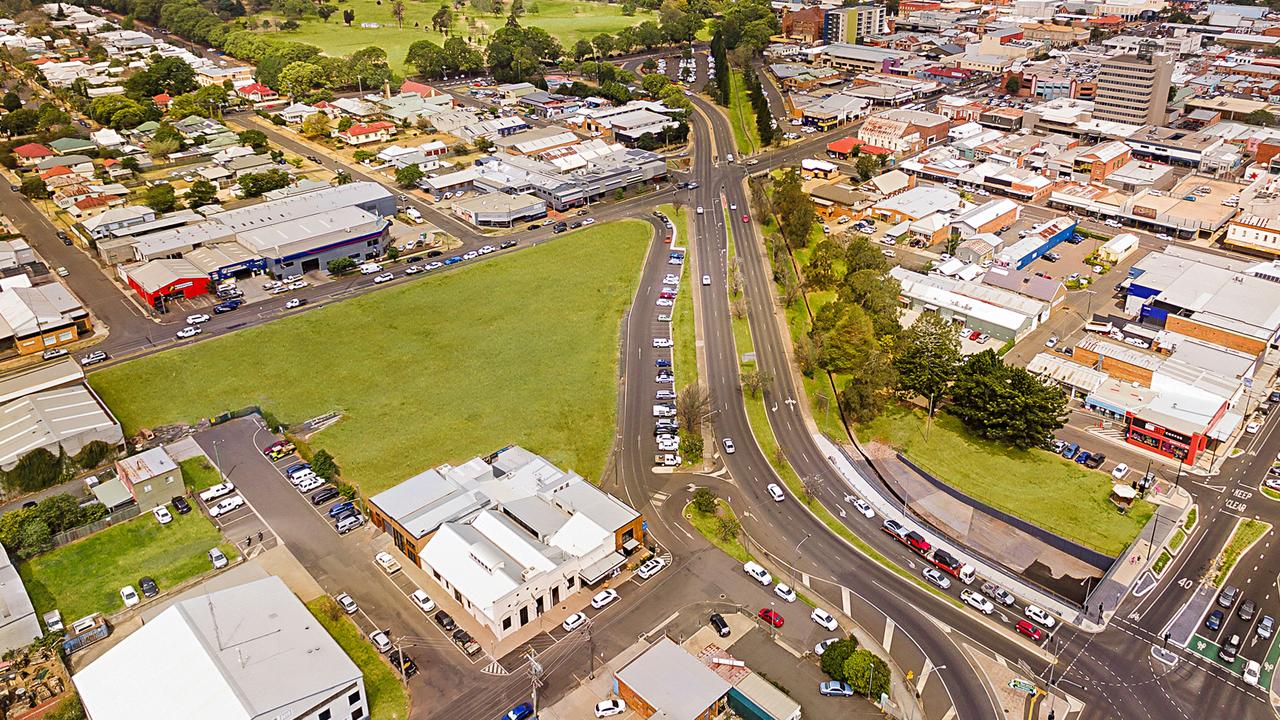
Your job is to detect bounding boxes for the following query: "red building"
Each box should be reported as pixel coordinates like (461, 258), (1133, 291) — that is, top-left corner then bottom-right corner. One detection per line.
(125, 259), (210, 308)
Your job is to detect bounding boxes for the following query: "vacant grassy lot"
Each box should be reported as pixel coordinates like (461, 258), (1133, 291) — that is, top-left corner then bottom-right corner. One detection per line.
(858, 405), (1153, 556)
(254, 0), (655, 73)
(18, 511), (235, 620)
(91, 222), (650, 495)
(179, 457), (222, 493)
(307, 597), (408, 720)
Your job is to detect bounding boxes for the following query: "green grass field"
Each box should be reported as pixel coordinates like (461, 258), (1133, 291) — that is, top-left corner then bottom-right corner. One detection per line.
(725, 70), (760, 156)
(179, 457), (222, 493)
(307, 597), (408, 720)
(858, 405), (1153, 556)
(91, 222), (650, 495)
(18, 511), (236, 620)
(254, 0), (655, 73)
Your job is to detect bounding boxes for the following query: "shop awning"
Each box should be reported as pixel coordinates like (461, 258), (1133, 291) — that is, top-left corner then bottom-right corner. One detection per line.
(579, 551), (625, 585)
(622, 538), (640, 552)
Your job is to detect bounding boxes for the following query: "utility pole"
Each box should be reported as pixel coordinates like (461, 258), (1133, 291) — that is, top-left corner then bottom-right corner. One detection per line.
(586, 618), (596, 680)
(525, 647), (544, 715)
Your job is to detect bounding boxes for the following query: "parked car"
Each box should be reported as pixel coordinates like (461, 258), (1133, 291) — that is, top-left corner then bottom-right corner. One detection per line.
(591, 589), (619, 609)
(369, 629), (392, 653)
(709, 612), (730, 637)
(594, 699), (627, 718)
(775, 583), (797, 602)
(208, 495), (245, 517)
(758, 608), (784, 627)
(819, 681), (854, 697)
(375, 551), (402, 575)
(80, 351), (109, 367)
(503, 703), (534, 720)
(120, 585), (140, 608)
(310, 486), (339, 505)
(637, 557), (666, 579)
(171, 496), (191, 514)
(138, 577), (159, 598)
(41, 348), (68, 360)
(1205, 609), (1224, 631)
(562, 612), (587, 632)
(208, 547), (228, 569)
(152, 506), (172, 525)
(434, 610), (456, 631)
(336, 593), (358, 614)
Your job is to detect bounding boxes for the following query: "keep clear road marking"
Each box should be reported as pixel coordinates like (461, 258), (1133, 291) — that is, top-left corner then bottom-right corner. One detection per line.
(884, 618), (896, 653)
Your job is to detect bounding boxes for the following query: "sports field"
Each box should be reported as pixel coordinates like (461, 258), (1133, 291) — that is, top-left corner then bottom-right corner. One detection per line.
(90, 221), (651, 494)
(254, 0), (656, 73)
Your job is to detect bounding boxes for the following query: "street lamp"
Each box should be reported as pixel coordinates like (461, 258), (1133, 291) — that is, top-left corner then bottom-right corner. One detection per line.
(793, 532), (811, 589)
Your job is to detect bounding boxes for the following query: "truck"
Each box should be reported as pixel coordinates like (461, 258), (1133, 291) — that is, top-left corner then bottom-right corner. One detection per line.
(930, 548), (977, 584)
(882, 520), (931, 555)
(653, 404), (676, 418)
(980, 581), (1016, 607)
(654, 454), (681, 467)
(62, 614), (109, 655)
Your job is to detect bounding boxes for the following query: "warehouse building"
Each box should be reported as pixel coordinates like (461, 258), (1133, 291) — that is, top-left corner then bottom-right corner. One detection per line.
(123, 259), (210, 309)
(451, 192), (547, 227)
(890, 266), (1047, 342)
(0, 360), (122, 470)
(995, 216), (1077, 269)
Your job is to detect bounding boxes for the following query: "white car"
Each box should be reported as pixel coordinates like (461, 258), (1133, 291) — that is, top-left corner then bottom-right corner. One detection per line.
(425, 261), (443, 271)
(411, 589), (436, 613)
(653, 337), (673, 348)
(287, 281), (308, 290)
(657, 437), (679, 451)
(1024, 605), (1056, 628)
(186, 314), (210, 324)
(775, 583), (797, 602)
(702, 274), (711, 286)
(656, 298), (674, 307)
(663, 274), (679, 285)
(743, 560), (773, 585)
(960, 589), (994, 615)
(373, 273), (394, 284)
(1247, 422), (1261, 434)
(120, 585), (140, 608)
(375, 551), (402, 575)
(1111, 463), (1129, 479)
(176, 326), (202, 339)
(594, 700), (627, 718)
(637, 557), (666, 579)
(815, 638), (838, 655)
(562, 612), (587, 632)
(591, 589), (619, 609)
(583, 218), (596, 226)
(767, 483), (785, 502)
(696, 206), (704, 214)
(1244, 660), (1262, 687)
(285, 298), (303, 309)
(281, 274), (302, 283)
(336, 593), (358, 614)
(811, 608), (838, 632)
(922, 567), (951, 589)
(152, 506), (172, 525)
(208, 495), (245, 517)
(722, 437), (735, 454)
(852, 498), (874, 519)
(463, 251), (479, 260)
(199, 482), (235, 502)
(297, 477), (324, 493)
(369, 629), (392, 653)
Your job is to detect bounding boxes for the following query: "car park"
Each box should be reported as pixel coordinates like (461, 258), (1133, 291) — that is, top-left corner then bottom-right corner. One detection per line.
(209, 495), (245, 517)
(562, 612), (587, 632)
(591, 589), (619, 609)
(758, 608), (784, 627)
(775, 583), (796, 602)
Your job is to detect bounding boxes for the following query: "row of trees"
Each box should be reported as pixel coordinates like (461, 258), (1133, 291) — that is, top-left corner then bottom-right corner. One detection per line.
(0, 494), (108, 559)
(741, 67), (774, 146)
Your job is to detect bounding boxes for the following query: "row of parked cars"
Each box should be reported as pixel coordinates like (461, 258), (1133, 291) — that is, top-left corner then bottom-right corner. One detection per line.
(1207, 584), (1272, 685)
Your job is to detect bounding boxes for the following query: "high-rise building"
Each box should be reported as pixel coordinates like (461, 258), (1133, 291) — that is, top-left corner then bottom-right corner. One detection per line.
(1092, 46), (1174, 126)
(824, 5), (889, 43)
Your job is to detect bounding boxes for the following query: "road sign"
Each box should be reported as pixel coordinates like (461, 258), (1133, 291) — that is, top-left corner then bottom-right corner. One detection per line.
(642, 520), (648, 532)
(1009, 679), (1037, 695)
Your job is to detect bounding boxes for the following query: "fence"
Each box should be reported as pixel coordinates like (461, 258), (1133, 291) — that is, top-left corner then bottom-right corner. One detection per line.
(51, 503), (140, 549)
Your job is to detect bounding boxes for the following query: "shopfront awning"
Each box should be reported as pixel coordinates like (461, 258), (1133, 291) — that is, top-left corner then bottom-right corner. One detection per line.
(579, 551), (625, 585)
(1208, 411), (1244, 441)
(622, 538), (640, 553)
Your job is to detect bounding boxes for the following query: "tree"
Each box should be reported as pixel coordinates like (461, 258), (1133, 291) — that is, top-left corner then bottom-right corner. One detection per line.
(1244, 109), (1278, 128)
(145, 183), (178, 213)
(124, 56), (197, 98)
(691, 487), (716, 514)
(396, 164), (425, 188)
(716, 515), (741, 541)
(1004, 74), (1021, 95)
(894, 313), (960, 407)
(342, 7), (355, 24)
(741, 368), (774, 397)
(237, 129), (268, 150)
(17, 519), (51, 559)
(820, 638), (858, 679)
(186, 179), (219, 208)
(592, 33), (615, 58)
(1, 92), (20, 112)
(676, 382), (711, 434)
(948, 350), (1067, 449)
(432, 4), (453, 32)
(19, 176), (50, 200)
(443, 37), (484, 74)
(0, 108), (38, 136)
(573, 38), (593, 61)
(3, 448), (61, 493)
(407, 39), (449, 79)
(328, 257), (357, 274)
(805, 239), (841, 289)
(33, 494), (83, 534)
(773, 168), (814, 249)
(301, 111), (331, 138)
(390, 0), (406, 28)
(855, 153), (879, 182)
(843, 650), (890, 698)
(311, 449), (340, 479)
(238, 169), (292, 198)
(278, 61), (327, 98)
(317, 4), (336, 21)
(146, 137), (180, 158)
(334, 169), (353, 185)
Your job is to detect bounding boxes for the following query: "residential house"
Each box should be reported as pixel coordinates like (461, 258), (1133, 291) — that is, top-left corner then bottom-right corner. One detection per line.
(48, 137), (95, 156)
(0, 279), (93, 355)
(115, 446), (182, 511)
(335, 121), (396, 146)
(224, 153), (274, 178)
(81, 205), (156, 241)
(194, 65), (253, 87)
(274, 102), (319, 125)
(12, 143), (53, 166)
(236, 82), (277, 103)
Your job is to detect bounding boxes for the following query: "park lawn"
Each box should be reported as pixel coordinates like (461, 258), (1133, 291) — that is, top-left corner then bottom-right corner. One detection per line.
(726, 70), (760, 156)
(858, 405), (1153, 557)
(17, 510), (236, 620)
(687, 499), (750, 563)
(179, 457), (222, 493)
(253, 0), (656, 74)
(307, 597), (408, 720)
(90, 221), (650, 495)
(660, 204), (698, 390)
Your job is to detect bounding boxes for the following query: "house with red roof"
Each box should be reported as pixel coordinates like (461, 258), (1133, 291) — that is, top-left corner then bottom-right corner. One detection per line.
(152, 93), (171, 108)
(39, 165), (85, 189)
(12, 143), (54, 166)
(334, 121), (397, 146)
(236, 82), (278, 103)
(400, 80), (443, 97)
(71, 194), (124, 218)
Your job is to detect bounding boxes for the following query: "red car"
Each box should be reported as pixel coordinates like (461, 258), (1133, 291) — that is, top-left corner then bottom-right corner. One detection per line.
(741, 214), (750, 223)
(1015, 620), (1043, 641)
(759, 608), (784, 627)
(968, 330), (981, 341)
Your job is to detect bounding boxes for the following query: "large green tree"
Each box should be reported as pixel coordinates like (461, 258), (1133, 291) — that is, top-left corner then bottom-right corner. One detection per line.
(819, 637), (858, 679)
(773, 168), (814, 249)
(894, 313), (960, 407)
(947, 350), (1067, 448)
(277, 61), (328, 99)
(843, 649), (890, 698)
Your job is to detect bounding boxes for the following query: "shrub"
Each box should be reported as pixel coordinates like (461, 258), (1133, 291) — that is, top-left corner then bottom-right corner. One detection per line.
(2, 448), (63, 494)
(820, 637), (858, 679)
(691, 487), (716, 514)
(73, 440), (114, 469)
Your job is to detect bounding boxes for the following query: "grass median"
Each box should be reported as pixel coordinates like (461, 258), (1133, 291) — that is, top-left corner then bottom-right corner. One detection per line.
(660, 204), (698, 390)
(859, 405), (1152, 557)
(91, 221), (650, 495)
(726, 70), (761, 156)
(18, 511), (237, 620)
(686, 498), (751, 563)
(307, 597), (408, 720)
(1216, 519), (1271, 587)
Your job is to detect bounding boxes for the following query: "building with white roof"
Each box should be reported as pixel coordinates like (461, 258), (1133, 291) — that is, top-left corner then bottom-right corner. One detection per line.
(74, 576), (367, 720)
(890, 265), (1045, 342)
(371, 446), (643, 640)
(0, 359), (121, 470)
(951, 198), (1020, 238)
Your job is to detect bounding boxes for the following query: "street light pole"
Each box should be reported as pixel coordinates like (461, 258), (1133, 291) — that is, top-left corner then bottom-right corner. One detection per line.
(793, 532), (811, 589)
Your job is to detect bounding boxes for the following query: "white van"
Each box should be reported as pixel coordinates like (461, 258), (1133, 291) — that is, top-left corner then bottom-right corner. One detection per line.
(359, 263), (383, 275)
(743, 560), (772, 585)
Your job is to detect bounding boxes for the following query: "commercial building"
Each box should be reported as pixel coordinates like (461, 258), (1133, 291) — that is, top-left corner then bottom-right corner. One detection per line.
(114, 446), (183, 511)
(981, 266), (1066, 306)
(995, 216), (1077, 269)
(815, 43), (913, 74)
(466, 148), (667, 212)
(371, 446), (644, 640)
(451, 192), (547, 227)
(857, 108), (950, 155)
(890, 266), (1047, 342)
(825, 5), (888, 42)
(951, 198), (1020, 238)
(616, 638), (731, 720)
(1225, 212), (1280, 257)
(74, 576), (368, 720)
(870, 185), (962, 223)
(1092, 49), (1173, 126)
(0, 544), (39, 653)
(0, 360), (122, 470)
(124, 259), (211, 308)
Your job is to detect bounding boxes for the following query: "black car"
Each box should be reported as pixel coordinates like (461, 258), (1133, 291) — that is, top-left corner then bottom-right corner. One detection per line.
(1084, 452), (1106, 469)
(709, 613), (730, 637)
(434, 610), (456, 631)
(568, 220), (583, 229)
(577, 209), (589, 216)
(311, 486), (340, 505)
(552, 224), (567, 234)
(171, 496), (192, 515)
(138, 576), (159, 598)
(214, 300), (242, 314)
(21, 500), (36, 509)
(1240, 599), (1257, 621)
(500, 240), (518, 249)
(58, 232), (72, 246)
(1270, 390), (1280, 404)
(427, 249), (444, 257)
(527, 224), (540, 231)
(655, 359), (672, 368)
(389, 649), (418, 678)
(452, 628), (472, 644)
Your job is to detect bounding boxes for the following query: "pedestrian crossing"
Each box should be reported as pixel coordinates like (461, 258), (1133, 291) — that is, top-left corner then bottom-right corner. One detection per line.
(651, 490), (671, 507)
